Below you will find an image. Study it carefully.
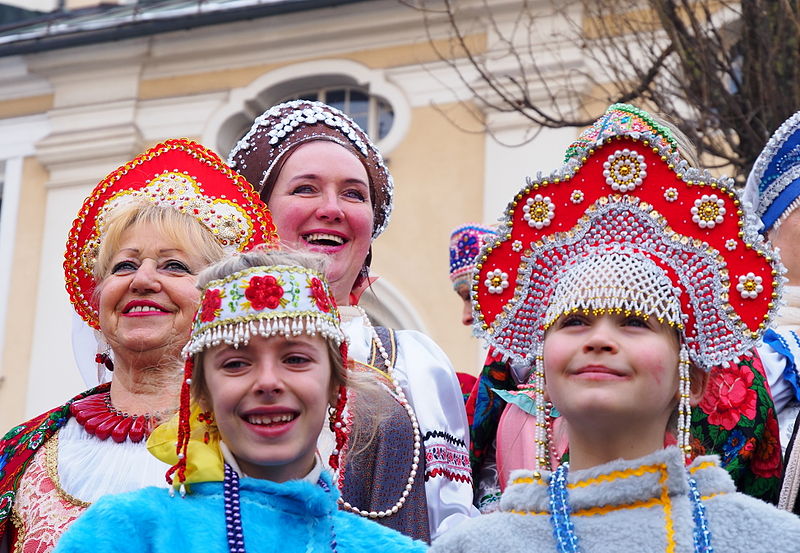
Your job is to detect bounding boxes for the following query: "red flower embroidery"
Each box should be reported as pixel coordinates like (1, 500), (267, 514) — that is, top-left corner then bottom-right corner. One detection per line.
(199, 289), (223, 322)
(309, 277), (331, 312)
(698, 362), (756, 431)
(245, 275), (284, 310)
(750, 409), (782, 479)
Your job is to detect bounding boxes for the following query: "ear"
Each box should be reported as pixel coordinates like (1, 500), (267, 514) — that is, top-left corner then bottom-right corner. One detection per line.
(688, 366), (708, 407)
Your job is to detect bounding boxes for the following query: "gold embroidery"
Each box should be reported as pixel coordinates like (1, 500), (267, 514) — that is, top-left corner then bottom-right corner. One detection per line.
(659, 465), (675, 553)
(512, 463), (664, 488)
(45, 434), (91, 508)
(9, 509), (24, 553)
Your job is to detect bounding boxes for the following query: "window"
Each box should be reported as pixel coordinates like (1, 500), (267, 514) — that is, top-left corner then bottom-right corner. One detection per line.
(280, 86), (394, 141)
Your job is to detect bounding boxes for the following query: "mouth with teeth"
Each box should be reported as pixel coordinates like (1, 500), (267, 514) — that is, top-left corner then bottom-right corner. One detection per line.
(302, 232), (347, 248)
(123, 301), (169, 316)
(246, 413), (297, 426)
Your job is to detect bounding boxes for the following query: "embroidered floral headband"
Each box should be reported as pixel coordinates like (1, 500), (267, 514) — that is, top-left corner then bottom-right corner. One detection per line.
(449, 223), (497, 291)
(473, 105), (783, 372)
(743, 110), (800, 233)
(228, 100), (393, 239)
(183, 264), (346, 358)
(65, 138), (278, 329)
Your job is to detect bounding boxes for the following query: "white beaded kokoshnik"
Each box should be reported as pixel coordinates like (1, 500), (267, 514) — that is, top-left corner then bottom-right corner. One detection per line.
(337, 307), (422, 519)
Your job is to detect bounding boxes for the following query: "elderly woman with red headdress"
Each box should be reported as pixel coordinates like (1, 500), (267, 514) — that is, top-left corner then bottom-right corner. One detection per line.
(0, 139), (277, 552)
(229, 101), (477, 542)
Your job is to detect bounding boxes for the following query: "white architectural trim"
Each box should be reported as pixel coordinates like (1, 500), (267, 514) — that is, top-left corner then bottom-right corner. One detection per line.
(202, 58), (410, 157)
(0, 157), (21, 382)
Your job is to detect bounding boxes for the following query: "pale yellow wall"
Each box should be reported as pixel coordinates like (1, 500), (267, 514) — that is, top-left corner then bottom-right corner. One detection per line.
(0, 157), (48, 432)
(372, 102), (486, 374)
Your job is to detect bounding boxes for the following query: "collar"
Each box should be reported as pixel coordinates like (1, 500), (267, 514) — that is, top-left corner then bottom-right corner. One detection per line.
(221, 442), (324, 484)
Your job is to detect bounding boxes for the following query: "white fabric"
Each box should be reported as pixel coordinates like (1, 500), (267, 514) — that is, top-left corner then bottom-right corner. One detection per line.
(222, 441), (323, 484)
(338, 306), (478, 540)
(57, 417), (170, 503)
(758, 285), (800, 453)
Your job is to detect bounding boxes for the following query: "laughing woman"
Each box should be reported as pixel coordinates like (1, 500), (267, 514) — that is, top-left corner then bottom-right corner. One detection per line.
(228, 100), (476, 542)
(54, 250), (427, 553)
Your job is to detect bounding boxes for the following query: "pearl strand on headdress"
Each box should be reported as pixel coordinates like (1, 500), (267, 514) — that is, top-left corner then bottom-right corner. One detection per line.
(336, 307), (422, 519)
(677, 344), (693, 463)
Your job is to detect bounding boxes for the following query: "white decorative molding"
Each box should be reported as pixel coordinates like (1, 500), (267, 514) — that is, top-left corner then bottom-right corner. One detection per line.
(202, 58), (410, 156)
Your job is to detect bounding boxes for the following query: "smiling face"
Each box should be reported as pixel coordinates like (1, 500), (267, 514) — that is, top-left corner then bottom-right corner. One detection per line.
(97, 221), (205, 365)
(201, 334), (334, 482)
(543, 312), (681, 436)
(267, 141), (373, 303)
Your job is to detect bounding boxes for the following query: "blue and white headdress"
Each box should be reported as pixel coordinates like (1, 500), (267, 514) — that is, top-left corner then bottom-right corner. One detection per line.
(744, 111), (800, 233)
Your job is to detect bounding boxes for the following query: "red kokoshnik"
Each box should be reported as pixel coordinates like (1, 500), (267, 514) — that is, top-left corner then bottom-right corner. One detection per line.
(472, 122), (783, 372)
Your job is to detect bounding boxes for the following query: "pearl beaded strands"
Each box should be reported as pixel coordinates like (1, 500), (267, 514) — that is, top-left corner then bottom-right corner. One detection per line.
(337, 307), (422, 519)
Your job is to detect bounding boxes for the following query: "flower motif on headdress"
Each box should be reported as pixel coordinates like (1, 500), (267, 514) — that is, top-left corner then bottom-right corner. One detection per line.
(523, 195), (555, 229)
(664, 188), (679, 202)
(691, 194), (727, 229)
(457, 234), (480, 260)
(512, 240), (523, 252)
(603, 149), (647, 192)
(199, 289), (224, 323)
(484, 269), (509, 294)
(308, 276), (332, 313)
(245, 275), (285, 310)
(736, 273), (764, 299)
(725, 239), (737, 251)
(570, 190), (584, 204)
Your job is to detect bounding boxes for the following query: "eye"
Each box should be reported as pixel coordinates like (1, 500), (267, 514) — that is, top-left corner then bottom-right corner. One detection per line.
(219, 358), (250, 372)
(162, 260), (192, 274)
(290, 184), (316, 195)
(622, 315), (650, 329)
(283, 353), (312, 367)
(559, 314), (587, 328)
(343, 188), (368, 202)
(111, 260), (138, 274)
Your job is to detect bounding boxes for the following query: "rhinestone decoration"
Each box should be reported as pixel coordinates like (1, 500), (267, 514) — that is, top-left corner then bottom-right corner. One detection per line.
(603, 149), (647, 192)
(512, 240), (524, 252)
(664, 188), (679, 202)
(570, 190), (584, 204)
(523, 194), (556, 229)
(484, 269), (509, 294)
(736, 273), (764, 299)
(725, 239), (737, 251)
(691, 194), (726, 229)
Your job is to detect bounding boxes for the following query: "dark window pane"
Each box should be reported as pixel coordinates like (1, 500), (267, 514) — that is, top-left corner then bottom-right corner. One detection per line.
(326, 89), (346, 112)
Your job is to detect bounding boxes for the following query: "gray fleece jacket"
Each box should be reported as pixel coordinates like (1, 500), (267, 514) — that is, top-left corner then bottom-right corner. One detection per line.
(432, 447), (800, 552)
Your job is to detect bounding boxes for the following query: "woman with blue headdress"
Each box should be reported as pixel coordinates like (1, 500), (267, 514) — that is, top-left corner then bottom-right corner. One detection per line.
(743, 111), (800, 513)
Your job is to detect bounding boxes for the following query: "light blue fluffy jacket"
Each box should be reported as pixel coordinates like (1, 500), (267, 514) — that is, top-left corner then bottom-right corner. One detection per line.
(431, 447), (800, 552)
(54, 472), (427, 553)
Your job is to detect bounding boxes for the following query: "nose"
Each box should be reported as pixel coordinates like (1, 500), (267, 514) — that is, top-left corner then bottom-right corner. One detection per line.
(253, 362), (284, 397)
(129, 259), (162, 294)
(581, 318), (619, 354)
(461, 299), (474, 326)
(315, 189), (344, 222)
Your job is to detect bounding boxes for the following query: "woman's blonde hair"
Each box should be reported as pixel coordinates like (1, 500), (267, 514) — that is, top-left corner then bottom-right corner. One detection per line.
(93, 201), (225, 282)
(190, 247), (386, 458)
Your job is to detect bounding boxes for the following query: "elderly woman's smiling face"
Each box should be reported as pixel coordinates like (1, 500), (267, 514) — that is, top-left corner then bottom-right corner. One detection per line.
(98, 221), (205, 362)
(267, 141), (373, 303)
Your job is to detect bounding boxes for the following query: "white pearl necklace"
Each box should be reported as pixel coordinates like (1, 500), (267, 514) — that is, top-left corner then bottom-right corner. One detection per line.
(337, 307), (422, 519)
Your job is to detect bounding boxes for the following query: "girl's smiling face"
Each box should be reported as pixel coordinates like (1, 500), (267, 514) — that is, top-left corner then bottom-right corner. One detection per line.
(543, 312), (681, 435)
(202, 333), (334, 482)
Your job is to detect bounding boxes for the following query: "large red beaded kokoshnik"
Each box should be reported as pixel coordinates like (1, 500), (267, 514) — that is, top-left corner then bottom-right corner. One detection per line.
(472, 127), (783, 371)
(64, 138), (278, 330)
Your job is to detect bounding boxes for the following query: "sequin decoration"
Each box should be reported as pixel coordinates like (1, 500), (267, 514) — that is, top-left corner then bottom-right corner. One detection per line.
(691, 194), (726, 229)
(484, 269), (509, 294)
(737, 273), (764, 299)
(523, 195), (556, 229)
(603, 149), (647, 192)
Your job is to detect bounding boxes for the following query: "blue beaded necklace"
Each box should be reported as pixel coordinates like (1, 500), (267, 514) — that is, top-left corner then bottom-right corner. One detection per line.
(223, 463), (339, 553)
(548, 463), (713, 553)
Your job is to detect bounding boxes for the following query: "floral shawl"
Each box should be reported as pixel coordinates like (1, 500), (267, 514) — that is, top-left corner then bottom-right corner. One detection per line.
(0, 383), (109, 543)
